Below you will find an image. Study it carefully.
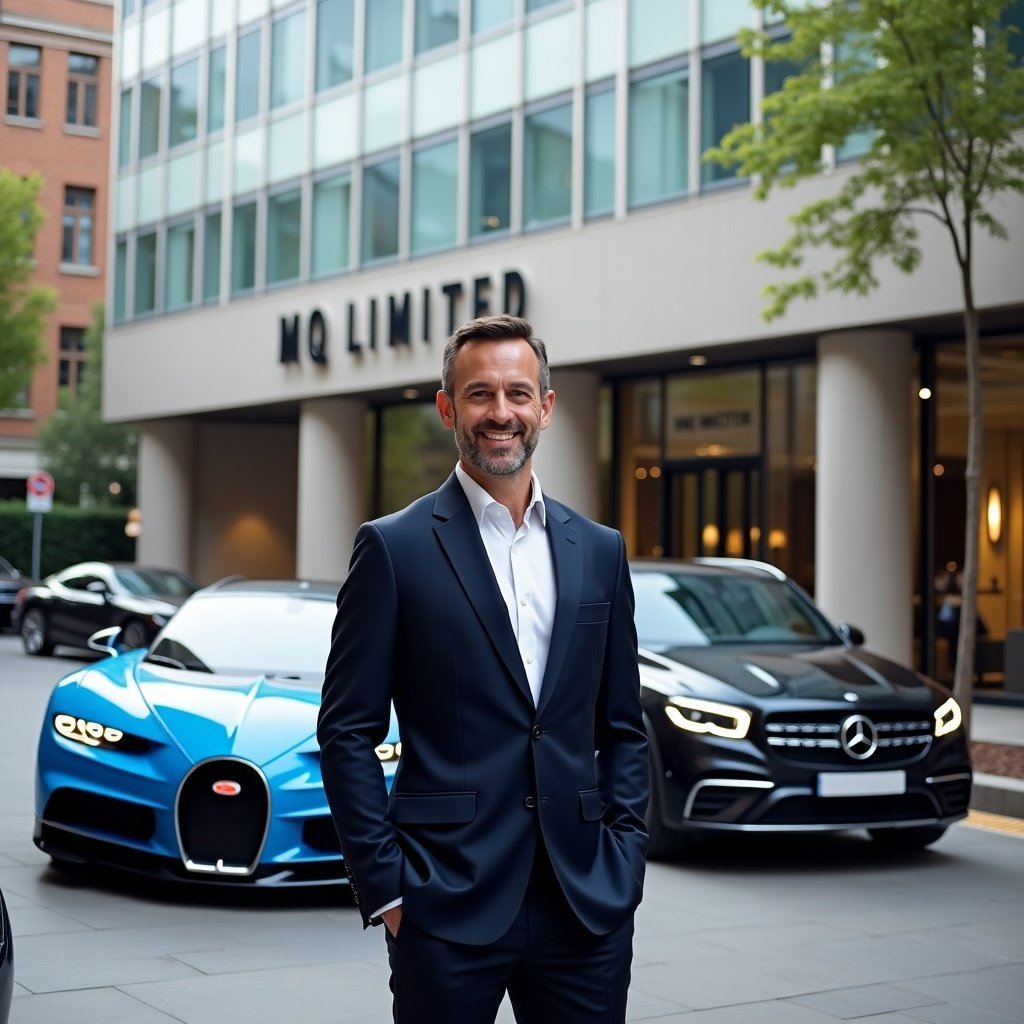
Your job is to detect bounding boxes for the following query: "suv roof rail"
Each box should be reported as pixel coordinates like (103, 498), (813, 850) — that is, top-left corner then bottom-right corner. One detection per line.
(691, 557), (787, 581)
(204, 574), (246, 591)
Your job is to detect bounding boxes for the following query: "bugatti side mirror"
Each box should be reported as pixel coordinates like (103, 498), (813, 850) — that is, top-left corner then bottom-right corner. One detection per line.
(87, 626), (124, 657)
(836, 622), (865, 647)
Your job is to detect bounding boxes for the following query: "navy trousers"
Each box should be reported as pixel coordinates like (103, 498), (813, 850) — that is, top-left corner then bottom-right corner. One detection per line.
(385, 842), (635, 1024)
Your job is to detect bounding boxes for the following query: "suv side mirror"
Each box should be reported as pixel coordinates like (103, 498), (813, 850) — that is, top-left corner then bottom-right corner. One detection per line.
(836, 622), (865, 647)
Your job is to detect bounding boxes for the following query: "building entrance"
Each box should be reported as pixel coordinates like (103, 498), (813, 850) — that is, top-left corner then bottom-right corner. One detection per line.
(663, 458), (761, 561)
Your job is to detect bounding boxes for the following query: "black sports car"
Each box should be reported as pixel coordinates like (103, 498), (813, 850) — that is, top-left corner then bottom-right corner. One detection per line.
(16, 561), (198, 656)
(634, 560), (972, 856)
(0, 557), (25, 629)
(0, 886), (11, 1024)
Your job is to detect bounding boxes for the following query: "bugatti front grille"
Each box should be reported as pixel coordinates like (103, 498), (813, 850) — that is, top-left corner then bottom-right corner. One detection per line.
(177, 759), (269, 876)
(764, 712), (933, 766)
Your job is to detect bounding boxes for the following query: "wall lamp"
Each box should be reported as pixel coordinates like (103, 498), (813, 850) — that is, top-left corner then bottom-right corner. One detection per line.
(986, 484), (1003, 546)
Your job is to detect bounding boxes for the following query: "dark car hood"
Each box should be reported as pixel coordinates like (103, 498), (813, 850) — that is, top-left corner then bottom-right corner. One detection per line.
(132, 663), (321, 765)
(640, 643), (937, 707)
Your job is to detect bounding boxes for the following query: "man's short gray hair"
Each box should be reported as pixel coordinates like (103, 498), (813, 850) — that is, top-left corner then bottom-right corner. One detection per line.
(441, 315), (550, 398)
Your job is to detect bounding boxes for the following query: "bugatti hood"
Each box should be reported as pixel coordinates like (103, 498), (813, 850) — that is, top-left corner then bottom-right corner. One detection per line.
(133, 665), (321, 765)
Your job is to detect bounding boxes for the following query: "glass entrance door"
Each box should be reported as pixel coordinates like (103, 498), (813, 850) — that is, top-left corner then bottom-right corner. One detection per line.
(664, 459), (761, 560)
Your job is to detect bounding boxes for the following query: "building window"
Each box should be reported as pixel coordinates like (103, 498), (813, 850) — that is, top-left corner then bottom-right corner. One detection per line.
(469, 122), (511, 238)
(999, 3), (1024, 64)
(416, 0), (459, 54)
(118, 88), (133, 167)
(135, 230), (157, 314)
(361, 157), (400, 263)
(169, 58), (199, 148)
(208, 45), (227, 133)
(524, 101), (572, 229)
(378, 402), (456, 516)
(629, 66), (689, 206)
(630, 0), (689, 67)
(412, 140), (458, 255)
(236, 29), (262, 124)
(114, 239), (127, 323)
(6, 44), (41, 119)
(62, 187), (95, 266)
(473, 0), (513, 34)
(231, 200), (257, 294)
(316, 0), (354, 91)
(139, 75), (163, 158)
(202, 211), (222, 301)
(365, 0), (403, 73)
(526, 0), (561, 11)
(267, 188), (302, 284)
(59, 328), (86, 392)
(165, 221), (195, 309)
(271, 9), (306, 110)
(700, 50), (750, 186)
(585, 86), (615, 218)
(312, 173), (351, 275)
(66, 53), (98, 127)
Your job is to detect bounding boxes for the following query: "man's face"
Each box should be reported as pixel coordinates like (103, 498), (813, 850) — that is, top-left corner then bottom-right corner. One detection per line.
(436, 338), (555, 481)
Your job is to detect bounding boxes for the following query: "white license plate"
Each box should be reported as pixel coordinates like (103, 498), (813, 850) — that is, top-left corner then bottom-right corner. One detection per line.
(817, 770), (906, 798)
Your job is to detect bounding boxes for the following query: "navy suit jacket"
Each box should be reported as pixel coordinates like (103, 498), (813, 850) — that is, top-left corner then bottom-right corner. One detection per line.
(317, 472), (649, 945)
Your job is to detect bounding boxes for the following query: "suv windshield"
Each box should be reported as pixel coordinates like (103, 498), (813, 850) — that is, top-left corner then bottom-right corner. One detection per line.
(146, 592), (335, 679)
(633, 570), (836, 649)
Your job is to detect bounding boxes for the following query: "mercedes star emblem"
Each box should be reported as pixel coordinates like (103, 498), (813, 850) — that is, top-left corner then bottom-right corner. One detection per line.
(840, 715), (878, 760)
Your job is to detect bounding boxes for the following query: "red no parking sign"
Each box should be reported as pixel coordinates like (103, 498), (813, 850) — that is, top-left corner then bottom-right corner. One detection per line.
(26, 471), (55, 513)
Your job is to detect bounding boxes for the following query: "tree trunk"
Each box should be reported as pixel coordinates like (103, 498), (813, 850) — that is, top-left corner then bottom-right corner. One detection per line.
(952, 295), (981, 740)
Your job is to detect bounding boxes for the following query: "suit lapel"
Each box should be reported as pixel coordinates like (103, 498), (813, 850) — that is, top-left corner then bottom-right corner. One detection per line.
(536, 499), (581, 717)
(433, 475), (534, 706)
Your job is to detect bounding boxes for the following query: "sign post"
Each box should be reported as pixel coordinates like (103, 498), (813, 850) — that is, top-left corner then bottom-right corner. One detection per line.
(26, 472), (55, 580)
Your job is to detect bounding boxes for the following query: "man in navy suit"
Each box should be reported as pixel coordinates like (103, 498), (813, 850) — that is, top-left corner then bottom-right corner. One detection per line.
(318, 315), (649, 1023)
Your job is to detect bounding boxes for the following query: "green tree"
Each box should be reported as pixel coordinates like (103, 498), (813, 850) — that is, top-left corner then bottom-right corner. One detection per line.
(0, 170), (55, 408)
(706, 0), (1024, 729)
(38, 303), (138, 507)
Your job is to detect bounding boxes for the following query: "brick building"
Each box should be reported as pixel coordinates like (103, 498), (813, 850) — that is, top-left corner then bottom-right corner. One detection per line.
(0, 0), (113, 500)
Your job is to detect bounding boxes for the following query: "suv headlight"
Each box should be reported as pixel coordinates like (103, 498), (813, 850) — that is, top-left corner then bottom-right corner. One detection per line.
(665, 697), (751, 740)
(934, 697), (962, 737)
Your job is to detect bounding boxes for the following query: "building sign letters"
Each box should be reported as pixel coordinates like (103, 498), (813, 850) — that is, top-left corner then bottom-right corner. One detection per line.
(278, 270), (527, 367)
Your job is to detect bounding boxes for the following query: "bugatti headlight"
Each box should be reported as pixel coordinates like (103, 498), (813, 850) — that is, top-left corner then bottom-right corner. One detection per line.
(933, 696), (962, 737)
(375, 741), (402, 763)
(53, 713), (148, 752)
(665, 697), (752, 740)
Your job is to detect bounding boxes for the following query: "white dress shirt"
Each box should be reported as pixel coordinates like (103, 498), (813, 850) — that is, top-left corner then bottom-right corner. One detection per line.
(454, 463), (556, 706)
(371, 466), (557, 921)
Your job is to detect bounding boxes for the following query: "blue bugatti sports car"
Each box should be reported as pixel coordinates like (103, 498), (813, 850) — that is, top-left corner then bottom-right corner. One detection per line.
(34, 579), (399, 887)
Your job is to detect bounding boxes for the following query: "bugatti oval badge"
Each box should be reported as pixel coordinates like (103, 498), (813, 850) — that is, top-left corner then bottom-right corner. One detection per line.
(212, 780), (242, 796)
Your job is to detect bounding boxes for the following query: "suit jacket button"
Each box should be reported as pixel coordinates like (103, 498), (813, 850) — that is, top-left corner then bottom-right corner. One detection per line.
(532, 725), (543, 740)
(524, 795), (537, 810)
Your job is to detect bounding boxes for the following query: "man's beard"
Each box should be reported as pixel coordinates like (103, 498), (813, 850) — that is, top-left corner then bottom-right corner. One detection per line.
(455, 417), (539, 477)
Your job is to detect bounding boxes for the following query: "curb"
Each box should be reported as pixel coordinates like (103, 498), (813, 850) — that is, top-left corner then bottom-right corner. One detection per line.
(970, 772), (1024, 819)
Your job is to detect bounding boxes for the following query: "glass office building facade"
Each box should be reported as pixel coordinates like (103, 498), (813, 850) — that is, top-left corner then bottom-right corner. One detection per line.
(107, 0), (1024, 682)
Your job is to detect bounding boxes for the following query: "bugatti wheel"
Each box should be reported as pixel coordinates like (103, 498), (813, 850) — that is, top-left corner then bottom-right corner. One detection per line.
(868, 825), (948, 850)
(21, 607), (54, 656)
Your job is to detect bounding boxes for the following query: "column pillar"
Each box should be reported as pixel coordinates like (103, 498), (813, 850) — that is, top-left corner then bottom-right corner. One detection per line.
(533, 370), (601, 519)
(137, 418), (195, 573)
(296, 397), (367, 581)
(816, 330), (913, 663)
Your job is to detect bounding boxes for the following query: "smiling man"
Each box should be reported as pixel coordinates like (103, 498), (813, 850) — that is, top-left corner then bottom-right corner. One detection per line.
(318, 314), (649, 1024)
